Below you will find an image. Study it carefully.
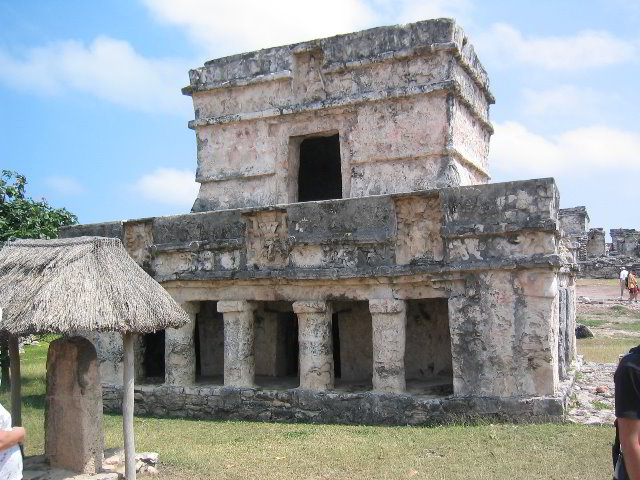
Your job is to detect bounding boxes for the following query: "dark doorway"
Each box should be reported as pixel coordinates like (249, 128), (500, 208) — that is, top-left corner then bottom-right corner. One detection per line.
(254, 302), (300, 389)
(332, 312), (341, 378)
(143, 330), (165, 380)
(298, 134), (342, 202)
(195, 301), (224, 383)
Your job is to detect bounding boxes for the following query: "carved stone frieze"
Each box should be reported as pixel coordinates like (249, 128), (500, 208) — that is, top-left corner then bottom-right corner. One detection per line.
(245, 210), (290, 268)
(394, 196), (443, 265)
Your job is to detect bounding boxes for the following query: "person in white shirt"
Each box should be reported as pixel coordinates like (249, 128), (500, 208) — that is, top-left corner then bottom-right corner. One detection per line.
(0, 402), (24, 480)
(621, 267), (630, 300)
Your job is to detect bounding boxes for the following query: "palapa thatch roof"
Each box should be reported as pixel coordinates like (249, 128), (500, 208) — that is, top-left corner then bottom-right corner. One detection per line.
(0, 236), (189, 335)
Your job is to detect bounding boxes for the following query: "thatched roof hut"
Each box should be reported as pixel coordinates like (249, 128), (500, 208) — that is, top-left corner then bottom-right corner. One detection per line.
(0, 236), (189, 334)
(0, 236), (189, 480)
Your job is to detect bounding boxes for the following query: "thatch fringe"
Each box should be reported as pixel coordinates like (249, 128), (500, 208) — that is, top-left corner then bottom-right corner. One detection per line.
(0, 236), (189, 334)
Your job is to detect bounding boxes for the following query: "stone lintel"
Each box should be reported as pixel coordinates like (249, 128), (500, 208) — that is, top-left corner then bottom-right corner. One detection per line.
(217, 300), (254, 313)
(369, 299), (405, 314)
(293, 301), (328, 314)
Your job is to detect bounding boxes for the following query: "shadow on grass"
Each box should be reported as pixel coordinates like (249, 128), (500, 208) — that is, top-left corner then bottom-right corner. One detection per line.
(22, 393), (45, 410)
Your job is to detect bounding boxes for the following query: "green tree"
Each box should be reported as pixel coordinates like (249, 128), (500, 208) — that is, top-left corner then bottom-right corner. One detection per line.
(0, 170), (77, 393)
(0, 170), (77, 241)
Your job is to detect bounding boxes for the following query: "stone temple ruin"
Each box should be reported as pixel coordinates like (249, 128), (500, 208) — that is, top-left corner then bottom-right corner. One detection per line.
(62, 19), (577, 424)
(558, 206), (640, 278)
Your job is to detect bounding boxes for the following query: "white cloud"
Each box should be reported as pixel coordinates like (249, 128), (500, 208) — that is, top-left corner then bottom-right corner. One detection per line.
(45, 175), (85, 195)
(476, 23), (637, 70)
(133, 168), (199, 206)
(490, 121), (640, 176)
(522, 85), (621, 116)
(0, 36), (190, 115)
(142, 0), (472, 56)
(369, 0), (472, 25)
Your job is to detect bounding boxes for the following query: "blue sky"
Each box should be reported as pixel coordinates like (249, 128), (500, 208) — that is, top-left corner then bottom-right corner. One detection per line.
(1, 0), (639, 237)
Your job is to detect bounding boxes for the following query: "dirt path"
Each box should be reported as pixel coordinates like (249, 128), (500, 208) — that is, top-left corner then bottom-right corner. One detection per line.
(567, 280), (640, 425)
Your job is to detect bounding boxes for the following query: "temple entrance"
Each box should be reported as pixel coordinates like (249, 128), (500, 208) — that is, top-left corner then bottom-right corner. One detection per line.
(254, 302), (299, 389)
(404, 299), (453, 396)
(195, 301), (224, 384)
(297, 134), (342, 202)
(141, 330), (165, 382)
(333, 301), (372, 392)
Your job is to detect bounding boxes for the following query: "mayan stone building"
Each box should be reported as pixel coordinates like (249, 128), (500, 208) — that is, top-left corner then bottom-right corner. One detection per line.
(62, 19), (577, 424)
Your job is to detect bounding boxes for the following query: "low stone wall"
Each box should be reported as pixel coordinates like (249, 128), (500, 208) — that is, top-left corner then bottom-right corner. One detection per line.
(103, 384), (567, 426)
(579, 257), (640, 279)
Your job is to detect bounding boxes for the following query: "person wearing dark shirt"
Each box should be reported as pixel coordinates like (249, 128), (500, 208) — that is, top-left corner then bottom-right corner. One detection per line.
(615, 345), (640, 479)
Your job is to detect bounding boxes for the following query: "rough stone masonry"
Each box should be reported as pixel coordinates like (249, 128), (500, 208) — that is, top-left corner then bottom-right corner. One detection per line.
(62, 18), (578, 425)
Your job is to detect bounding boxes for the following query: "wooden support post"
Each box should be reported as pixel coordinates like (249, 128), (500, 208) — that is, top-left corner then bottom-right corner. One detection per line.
(8, 334), (21, 428)
(122, 332), (136, 480)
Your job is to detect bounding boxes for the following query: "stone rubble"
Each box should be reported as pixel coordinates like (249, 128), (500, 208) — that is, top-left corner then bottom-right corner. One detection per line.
(23, 450), (159, 480)
(567, 361), (616, 426)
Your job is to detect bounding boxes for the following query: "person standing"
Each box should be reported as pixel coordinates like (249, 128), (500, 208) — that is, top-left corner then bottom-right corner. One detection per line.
(629, 270), (638, 303)
(621, 267), (630, 300)
(615, 345), (640, 479)
(0, 401), (24, 480)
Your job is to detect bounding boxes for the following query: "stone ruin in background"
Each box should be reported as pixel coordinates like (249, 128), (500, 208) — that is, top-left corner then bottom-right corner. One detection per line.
(62, 19), (578, 424)
(558, 207), (640, 278)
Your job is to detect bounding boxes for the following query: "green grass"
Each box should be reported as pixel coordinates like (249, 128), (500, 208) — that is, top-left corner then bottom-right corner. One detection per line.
(578, 337), (640, 363)
(591, 400), (610, 411)
(0, 341), (619, 479)
(576, 306), (640, 335)
(578, 318), (608, 328)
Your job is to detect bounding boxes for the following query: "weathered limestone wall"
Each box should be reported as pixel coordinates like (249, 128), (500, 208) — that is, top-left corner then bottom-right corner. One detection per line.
(184, 19), (493, 212)
(586, 228), (605, 257)
(558, 207), (589, 236)
(77, 331), (123, 384)
(62, 178), (576, 412)
(611, 229), (640, 256)
(101, 383), (567, 425)
(448, 270), (558, 396)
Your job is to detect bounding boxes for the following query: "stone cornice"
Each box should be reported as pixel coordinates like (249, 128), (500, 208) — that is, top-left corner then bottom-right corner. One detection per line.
(187, 79), (493, 133)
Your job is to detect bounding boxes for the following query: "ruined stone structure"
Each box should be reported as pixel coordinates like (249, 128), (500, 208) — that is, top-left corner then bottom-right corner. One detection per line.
(62, 19), (577, 424)
(558, 207), (589, 262)
(611, 229), (640, 257)
(586, 228), (606, 258)
(557, 205), (640, 278)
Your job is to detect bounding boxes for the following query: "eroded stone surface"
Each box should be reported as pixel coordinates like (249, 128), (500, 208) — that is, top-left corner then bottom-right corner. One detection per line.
(370, 299), (407, 393)
(185, 19), (492, 212)
(294, 301), (334, 390)
(45, 337), (103, 474)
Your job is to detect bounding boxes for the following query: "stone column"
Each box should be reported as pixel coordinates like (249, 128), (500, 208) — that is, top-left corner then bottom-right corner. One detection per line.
(369, 299), (407, 393)
(293, 301), (333, 391)
(45, 336), (103, 473)
(217, 300), (256, 387)
(165, 301), (199, 385)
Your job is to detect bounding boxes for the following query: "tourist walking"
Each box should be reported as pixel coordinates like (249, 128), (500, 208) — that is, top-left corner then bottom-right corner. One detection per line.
(629, 270), (638, 303)
(620, 267), (629, 300)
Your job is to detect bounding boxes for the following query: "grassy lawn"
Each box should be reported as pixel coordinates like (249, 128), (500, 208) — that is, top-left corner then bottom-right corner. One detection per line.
(577, 336), (639, 363)
(0, 340), (621, 479)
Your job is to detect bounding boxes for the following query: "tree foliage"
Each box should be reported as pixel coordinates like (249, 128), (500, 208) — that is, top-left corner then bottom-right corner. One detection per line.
(0, 170), (77, 241)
